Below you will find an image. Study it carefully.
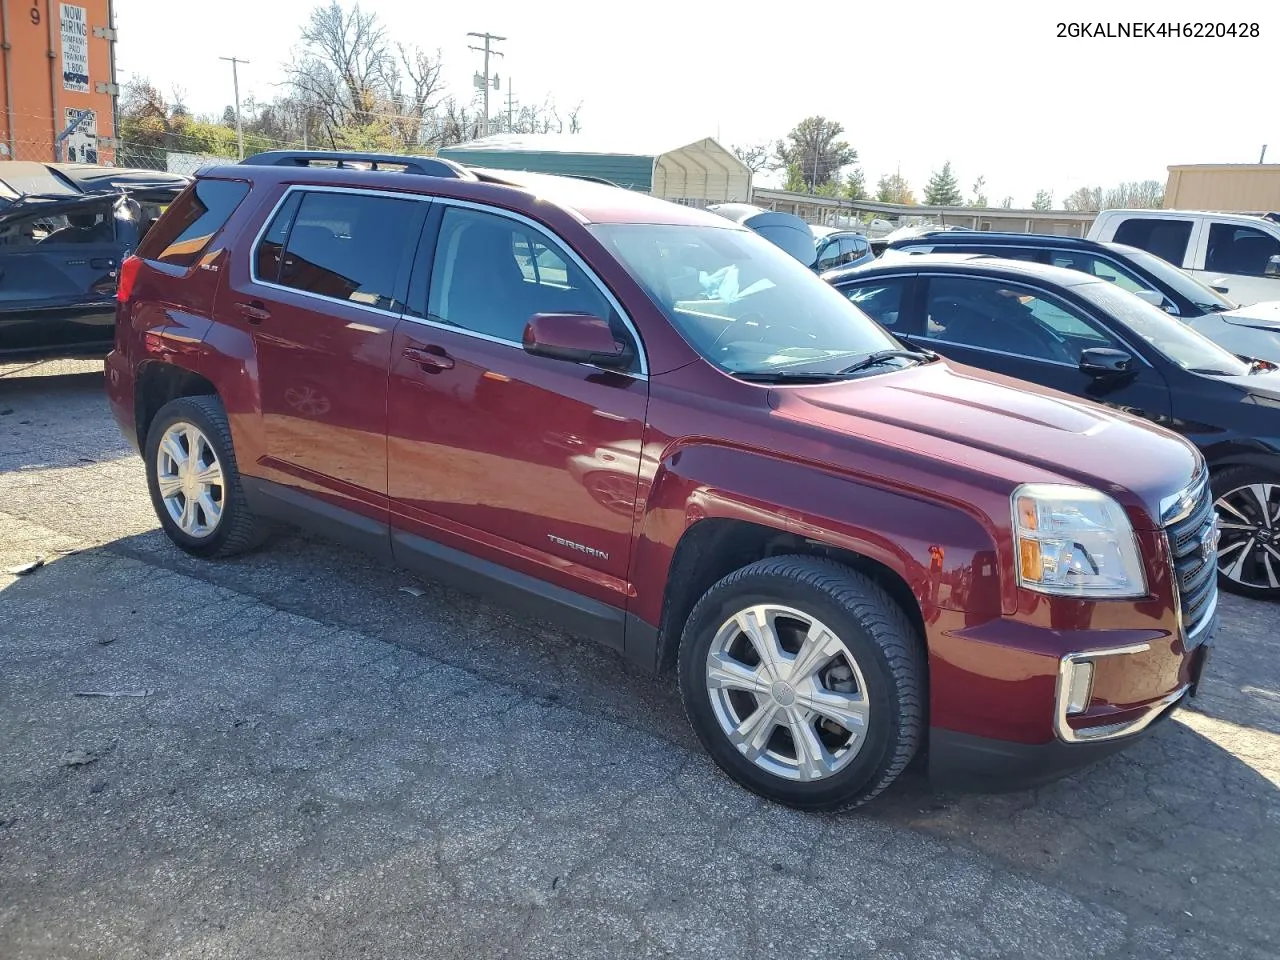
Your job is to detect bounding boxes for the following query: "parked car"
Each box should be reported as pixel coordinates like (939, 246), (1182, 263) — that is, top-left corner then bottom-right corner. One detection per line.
(706, 203), (817, 267)
(0, 161), (189, 208)
(1088, 209), (1280, 307)
(0, 172), (184, 361)
(811, 225), (874, 272)
(825, 253), (1280, 599)
(108, 150), (1216, 809)
(885, 231), (1280, 363)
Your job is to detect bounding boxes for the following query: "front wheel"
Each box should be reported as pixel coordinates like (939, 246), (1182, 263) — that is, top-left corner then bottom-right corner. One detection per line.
(1213, 466), (1280, 600)
(678, 556), (925, 811)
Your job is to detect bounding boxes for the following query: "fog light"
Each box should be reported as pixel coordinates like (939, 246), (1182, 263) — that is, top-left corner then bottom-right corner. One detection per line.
(1064, 660), (1094, 715)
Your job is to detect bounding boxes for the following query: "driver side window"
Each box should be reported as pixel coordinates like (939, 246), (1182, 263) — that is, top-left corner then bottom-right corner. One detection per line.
(923, 276), (1118, 364)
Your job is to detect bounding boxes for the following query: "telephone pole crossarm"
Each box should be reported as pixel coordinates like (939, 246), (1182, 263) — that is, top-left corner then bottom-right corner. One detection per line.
(466, 32), (506, 137)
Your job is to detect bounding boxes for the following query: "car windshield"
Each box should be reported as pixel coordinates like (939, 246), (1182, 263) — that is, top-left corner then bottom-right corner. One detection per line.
(1075, 279), (1252, 376)
(1117, 245), (1238, 312)
(589, 223), (901, 377)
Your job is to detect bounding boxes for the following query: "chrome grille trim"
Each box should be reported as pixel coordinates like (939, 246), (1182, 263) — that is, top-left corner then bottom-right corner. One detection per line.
(1162, 473), (1219, 647)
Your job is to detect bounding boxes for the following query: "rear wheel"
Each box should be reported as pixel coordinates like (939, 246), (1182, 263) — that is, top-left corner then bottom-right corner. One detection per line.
(1212, 466), (1280, 600)
(678, 556), (925, 810)
(144, 395), (268, 558)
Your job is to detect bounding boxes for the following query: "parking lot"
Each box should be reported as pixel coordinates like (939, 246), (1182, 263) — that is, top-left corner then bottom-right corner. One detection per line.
(1, 359), (1277, 960)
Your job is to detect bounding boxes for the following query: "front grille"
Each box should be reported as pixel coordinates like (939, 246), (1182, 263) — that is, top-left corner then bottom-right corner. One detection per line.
(1162, 474), (1219, 645)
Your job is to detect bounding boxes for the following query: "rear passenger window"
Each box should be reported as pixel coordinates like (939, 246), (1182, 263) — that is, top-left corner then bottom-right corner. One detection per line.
(139, 179), (250, 268)
(275, 191), (421, 310)
(427, 206), (616, 343)
(253, 192), (302, 283)
(843, 278), (908, 328)
(1111, 218), (1193, 267)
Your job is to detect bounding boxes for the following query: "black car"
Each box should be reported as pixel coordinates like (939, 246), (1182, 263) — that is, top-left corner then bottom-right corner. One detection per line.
(0, 176), (185, 362)
(884, 230), (1240, 318)
(825, 253), (1280, 600)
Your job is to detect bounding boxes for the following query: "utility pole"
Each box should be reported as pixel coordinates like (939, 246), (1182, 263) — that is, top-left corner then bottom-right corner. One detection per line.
(219, 56), (248, 160)
(466, 32), (505, 136)
(506, 84), (517, 133)
(1262, 145), (1269, 164)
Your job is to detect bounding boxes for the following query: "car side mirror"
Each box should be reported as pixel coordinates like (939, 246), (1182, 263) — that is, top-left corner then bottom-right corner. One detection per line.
(522, 313), (631, 369)
(1266, 255), (1280, 279)
(1210, 280), (1231, 294)
(1079, 347), (1134, 377)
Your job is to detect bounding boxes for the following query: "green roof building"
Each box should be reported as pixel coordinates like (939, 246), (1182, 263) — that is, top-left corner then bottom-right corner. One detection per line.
(438, 134), (752, 205)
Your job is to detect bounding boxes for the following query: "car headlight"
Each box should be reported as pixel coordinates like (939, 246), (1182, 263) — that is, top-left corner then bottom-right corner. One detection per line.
(1012, 483), (1147, 599)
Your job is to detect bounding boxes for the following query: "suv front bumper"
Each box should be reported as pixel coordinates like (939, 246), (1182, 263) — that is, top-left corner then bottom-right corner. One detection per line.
(928, 614), (1216, 793)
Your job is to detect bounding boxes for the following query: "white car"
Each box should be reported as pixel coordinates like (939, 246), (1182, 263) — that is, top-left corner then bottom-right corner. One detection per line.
(1088, 209), (1280, 306)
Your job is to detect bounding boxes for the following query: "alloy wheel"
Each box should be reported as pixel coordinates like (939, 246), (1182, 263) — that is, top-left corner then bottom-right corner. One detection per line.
(705, 604), (870, 782)
(155, 421), (225, 539)
(1216, 482), (1280, 591)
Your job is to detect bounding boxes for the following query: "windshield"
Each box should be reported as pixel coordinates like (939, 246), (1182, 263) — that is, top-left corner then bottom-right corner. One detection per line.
(589, 223), (900, 376)
(1075, 279), (1252, 376)
(1116, 245), (1238, 312)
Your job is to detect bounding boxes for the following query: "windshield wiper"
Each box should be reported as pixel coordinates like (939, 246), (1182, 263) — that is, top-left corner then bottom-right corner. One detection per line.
(732, 370), (854, 384)
(837, 348), (937, 375)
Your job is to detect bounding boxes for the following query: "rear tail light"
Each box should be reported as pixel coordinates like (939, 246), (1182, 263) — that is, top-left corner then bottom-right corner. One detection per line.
(116, 255), (143, 303)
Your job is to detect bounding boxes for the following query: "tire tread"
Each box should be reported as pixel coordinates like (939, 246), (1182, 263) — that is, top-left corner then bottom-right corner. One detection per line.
(678, 554), (925, 810)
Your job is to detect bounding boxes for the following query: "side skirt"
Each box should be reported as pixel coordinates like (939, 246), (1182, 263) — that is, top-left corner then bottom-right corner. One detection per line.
(241, 477), (659, 669)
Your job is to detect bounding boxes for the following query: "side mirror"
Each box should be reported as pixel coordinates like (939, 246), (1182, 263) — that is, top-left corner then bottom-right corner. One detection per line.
(522, 313), (631, 369)
(1210, 280), (1231, 294)
(1266, 255), (1280, 279)
(1079, 347), (1134, 377)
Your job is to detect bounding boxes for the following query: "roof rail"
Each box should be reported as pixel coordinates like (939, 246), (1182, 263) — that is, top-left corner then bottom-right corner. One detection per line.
(1265, 212), (1280, 224)
(239, 150), (473, 179)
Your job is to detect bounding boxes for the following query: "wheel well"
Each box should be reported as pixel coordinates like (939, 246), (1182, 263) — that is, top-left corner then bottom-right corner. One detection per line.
(655, 518), (927, 674)
(134, 362), (219, 447)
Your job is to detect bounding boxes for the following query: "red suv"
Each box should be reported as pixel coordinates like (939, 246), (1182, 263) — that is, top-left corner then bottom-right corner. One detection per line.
(106, 151), (1219, 809)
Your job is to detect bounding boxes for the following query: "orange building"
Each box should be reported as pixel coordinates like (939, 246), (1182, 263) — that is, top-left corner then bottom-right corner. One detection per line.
(0, 0), (118, 165)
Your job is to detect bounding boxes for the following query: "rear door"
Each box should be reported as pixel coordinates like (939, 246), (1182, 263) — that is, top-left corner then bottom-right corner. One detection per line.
(913, 274), (1174, 426)
(0, 198), (120, 354)
(1193, 221), (1280, 306)
(223, 185), (427, 516)
(1107, 215), (1200, 270)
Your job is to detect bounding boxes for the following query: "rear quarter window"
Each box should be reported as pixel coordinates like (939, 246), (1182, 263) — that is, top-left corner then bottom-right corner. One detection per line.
(137, 178), (250, 268)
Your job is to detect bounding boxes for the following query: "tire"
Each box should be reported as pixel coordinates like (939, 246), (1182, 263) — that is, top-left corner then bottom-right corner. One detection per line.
(678, 555), (925, 811)
(1211, 465), (1280, 601)
(143, 395), (269, 559)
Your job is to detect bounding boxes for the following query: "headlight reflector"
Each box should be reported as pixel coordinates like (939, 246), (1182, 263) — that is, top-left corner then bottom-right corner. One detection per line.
(1012, 484), (1147, 598)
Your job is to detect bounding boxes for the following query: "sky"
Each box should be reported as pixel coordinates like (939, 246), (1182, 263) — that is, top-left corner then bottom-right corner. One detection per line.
(114, 0), (1276, 207)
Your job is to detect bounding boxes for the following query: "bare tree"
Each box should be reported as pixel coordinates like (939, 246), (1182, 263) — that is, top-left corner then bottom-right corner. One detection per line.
(732, 143), (772, 174)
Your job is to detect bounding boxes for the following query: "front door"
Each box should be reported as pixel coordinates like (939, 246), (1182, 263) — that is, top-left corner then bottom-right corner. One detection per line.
(386, 202), (648, 615)
(909, 274), (1175, 429)
(1193, 221), (1280, 307)
(225, 186), (427, 514)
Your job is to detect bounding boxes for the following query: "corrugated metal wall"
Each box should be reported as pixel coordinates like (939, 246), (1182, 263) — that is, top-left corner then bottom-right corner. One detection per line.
(1164, 165), (1280, 212)
(437, 149), (654, 192)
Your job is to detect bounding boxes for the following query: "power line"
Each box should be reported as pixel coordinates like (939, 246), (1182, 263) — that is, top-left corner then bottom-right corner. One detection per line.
(466, 32), (505, 137)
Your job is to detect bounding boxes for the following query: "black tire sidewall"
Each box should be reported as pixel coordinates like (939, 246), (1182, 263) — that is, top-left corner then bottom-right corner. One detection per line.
(143, 398), (241, 558)
(1212, 465), (1280, 600)
(679, 571), (909, 810)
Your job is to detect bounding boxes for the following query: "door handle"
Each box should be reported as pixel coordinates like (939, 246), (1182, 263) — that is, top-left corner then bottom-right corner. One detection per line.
(235, 301), (271, 323)
(403, 345), (455, 372)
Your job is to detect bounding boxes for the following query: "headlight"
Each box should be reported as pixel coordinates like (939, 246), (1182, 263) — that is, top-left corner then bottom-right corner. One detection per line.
(1012, 484), (1147, 599)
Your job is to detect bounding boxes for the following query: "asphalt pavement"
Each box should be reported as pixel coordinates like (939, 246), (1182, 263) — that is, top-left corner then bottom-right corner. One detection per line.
(1, 359), (1277, 959)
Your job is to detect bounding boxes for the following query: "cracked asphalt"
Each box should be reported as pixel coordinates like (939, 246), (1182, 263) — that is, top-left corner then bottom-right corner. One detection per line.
(1, 359), (1277, 960)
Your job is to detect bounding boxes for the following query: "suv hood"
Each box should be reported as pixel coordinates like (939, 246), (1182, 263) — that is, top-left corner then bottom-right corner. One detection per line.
(1222, 300), (1280, 330)
(769, 360), (1199, 528)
